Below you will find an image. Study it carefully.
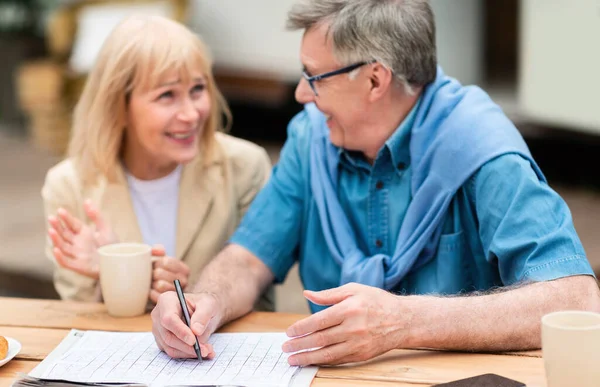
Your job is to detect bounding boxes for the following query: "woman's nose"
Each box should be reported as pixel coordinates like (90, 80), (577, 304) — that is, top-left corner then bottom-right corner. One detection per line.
(178, 98), (200, 122)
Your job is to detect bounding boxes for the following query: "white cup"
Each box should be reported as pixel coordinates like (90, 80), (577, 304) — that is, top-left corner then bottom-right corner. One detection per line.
(98, 243), (153, 317)
(542, 310), (600, 387)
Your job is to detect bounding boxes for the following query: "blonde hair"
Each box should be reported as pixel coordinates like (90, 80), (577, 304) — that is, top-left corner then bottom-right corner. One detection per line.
(68, 15), (231, 184)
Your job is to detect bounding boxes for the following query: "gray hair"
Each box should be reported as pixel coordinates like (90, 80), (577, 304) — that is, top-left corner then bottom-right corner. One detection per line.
(287, 0), (437, 94)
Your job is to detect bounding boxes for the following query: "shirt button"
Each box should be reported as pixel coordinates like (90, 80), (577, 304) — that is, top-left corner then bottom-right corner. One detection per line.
(397, 162), (406, 170)
(375, 181), (384, 190)
(375, 239), (383, 248)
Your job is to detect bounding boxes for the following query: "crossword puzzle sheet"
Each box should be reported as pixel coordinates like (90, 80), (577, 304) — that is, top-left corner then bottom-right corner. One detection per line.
(30, 330), (318, 387)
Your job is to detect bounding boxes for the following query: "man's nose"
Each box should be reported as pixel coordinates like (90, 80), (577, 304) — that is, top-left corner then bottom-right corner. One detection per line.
(295, 78), (315, 104)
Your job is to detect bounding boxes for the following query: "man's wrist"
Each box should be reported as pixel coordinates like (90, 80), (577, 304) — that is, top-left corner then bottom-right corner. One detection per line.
(195, 289), (228, 326)
(394, 294), (437, 350)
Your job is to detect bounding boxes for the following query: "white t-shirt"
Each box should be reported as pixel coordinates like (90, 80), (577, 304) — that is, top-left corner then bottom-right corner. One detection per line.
(125, 165), (182, 257)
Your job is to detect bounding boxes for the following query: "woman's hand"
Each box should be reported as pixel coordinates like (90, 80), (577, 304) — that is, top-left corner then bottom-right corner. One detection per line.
(150, 245), (191, 304)
(48, 199), (117, 279)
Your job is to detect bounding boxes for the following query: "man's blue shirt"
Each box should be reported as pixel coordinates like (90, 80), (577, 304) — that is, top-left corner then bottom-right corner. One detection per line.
(230, 109), (593, 313)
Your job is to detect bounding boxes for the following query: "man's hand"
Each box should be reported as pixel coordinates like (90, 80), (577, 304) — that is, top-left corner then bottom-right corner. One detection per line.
(282, 283), (411, 366)
(149, 246), (191, 304)
(151, 291), (221, 359)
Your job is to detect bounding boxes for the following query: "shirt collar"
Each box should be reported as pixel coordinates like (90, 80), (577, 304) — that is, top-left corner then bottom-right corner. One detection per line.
(384, 96), (421, 174)
(338, 148), (370, 172)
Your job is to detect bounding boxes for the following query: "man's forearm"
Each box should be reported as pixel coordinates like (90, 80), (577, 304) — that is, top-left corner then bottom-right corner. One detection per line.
(404, 275), (600, 351)
(192, 244), (274, 327)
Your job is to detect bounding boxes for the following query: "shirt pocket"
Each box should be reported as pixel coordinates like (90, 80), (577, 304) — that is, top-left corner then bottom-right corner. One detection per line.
(433, 230), (473, 294)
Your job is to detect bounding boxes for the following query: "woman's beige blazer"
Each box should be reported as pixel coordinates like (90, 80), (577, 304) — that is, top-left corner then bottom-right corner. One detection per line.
(42, 133), (274, 310)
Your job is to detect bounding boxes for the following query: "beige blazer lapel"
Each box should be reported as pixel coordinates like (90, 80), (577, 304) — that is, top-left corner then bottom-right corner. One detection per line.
(175, 149), (223, 260)
(97, 165), (143, 244)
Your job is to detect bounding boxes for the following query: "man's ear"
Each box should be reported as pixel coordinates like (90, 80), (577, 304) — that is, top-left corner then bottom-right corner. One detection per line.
(368, 63), (393, 102)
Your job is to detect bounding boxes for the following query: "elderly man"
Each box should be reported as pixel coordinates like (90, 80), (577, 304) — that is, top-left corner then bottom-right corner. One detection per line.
(151, 0), (600, 366)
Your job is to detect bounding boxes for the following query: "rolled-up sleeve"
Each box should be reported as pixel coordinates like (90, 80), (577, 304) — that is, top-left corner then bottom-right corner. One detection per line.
(229, 113), (310, 283)
(470, 153), (594, 284)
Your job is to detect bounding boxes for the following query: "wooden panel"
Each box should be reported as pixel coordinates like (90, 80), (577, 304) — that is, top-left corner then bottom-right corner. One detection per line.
(0, 356), (542, 387)
(314, 377), (408, 386)
(0, 360), (38, 387)
(0, 360), (398, 387)
(1, 323), (541, 365)
(0, 297), (151, 331)
(504, 349), (542, 358)
(219, 311), (306, 332)
(0, 310), (307, 361)
(318, 348), (545, 386)
(0, 361), (416, 387)
(0, 360), (401, 387)
(0, 297), (306, 333)
(0, 298), (547, 386)
(0, 327), (69, 361)
(1, 326), (546, 386)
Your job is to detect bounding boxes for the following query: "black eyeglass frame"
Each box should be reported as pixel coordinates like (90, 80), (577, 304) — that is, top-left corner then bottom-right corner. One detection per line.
(302, 60), (376, 96)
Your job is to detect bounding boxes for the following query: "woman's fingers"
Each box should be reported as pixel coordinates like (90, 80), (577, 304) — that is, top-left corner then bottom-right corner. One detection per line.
(57, 208), (83, 234)
(48, 228), (75, 257)
(48, 216), (74, 244)
(152, 244), (166, 257)
(53, 247), (100, 278)
(84, 200), (109, 233)
(152, 279), (177, 294)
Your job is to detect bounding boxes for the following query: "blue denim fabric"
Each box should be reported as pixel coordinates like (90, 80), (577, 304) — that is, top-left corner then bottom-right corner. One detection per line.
(230, 112), (593, 313)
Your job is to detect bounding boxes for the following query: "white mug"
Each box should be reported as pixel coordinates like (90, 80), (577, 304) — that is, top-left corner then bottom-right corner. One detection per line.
(98, 243), (153, 317)
(542, 310), (600, 387)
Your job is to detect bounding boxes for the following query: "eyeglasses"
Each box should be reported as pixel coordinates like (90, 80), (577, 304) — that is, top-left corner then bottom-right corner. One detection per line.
(302, 60), (376, 96)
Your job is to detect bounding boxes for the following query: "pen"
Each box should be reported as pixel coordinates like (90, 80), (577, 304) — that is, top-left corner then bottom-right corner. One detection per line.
(173, 279), (202, 361)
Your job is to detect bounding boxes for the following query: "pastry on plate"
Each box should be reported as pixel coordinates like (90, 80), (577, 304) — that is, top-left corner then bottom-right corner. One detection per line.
(0, 336), (7, 360)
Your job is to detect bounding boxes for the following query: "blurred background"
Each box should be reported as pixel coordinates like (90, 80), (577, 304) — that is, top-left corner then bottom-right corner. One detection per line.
(1, 0), (599, 314)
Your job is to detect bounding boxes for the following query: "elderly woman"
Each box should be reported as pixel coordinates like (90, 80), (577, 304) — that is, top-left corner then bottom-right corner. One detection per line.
(42, 15), (274, 310)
